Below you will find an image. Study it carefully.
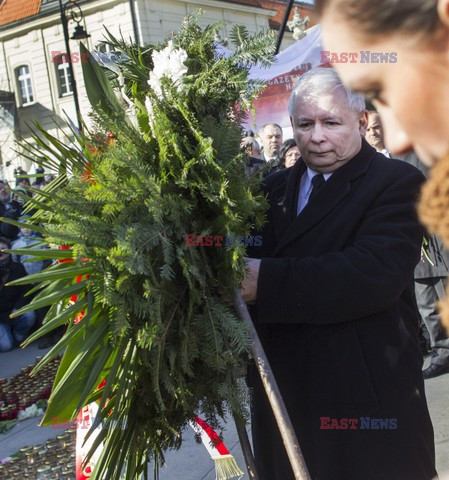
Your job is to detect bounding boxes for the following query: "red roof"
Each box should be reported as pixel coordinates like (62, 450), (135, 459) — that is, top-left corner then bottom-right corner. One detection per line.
(223, 0), (316, 29)
(0, 0), (42, 27)
(0, 0), (316, 30)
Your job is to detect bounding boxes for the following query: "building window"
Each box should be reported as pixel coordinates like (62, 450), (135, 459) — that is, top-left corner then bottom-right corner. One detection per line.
(16, 65), (34, 106)
(55, 54), (73, 97)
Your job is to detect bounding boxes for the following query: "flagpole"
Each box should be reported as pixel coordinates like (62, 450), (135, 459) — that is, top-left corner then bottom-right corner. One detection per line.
(233, 290), (311, 480)
(233, 417), (260, 480)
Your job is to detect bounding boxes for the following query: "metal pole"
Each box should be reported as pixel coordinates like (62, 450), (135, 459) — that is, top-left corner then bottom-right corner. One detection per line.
(233, 290), (311, 480)
(233, 417), (260, 480)
(128, 0), (140, 45)
(59, 0), (83, 133)
(275, 0), (295, 54)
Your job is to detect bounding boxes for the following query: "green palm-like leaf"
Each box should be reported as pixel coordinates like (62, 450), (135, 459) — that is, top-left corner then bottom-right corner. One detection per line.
(80, 42), (125, 118)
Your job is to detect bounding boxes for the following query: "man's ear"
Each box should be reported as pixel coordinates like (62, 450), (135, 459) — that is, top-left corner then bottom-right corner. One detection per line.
(290, 116), (294, 129)
(359, 110), (369, 136)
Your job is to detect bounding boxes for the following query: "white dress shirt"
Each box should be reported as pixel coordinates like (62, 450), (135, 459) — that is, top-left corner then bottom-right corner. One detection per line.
(297, 168), (333, 215)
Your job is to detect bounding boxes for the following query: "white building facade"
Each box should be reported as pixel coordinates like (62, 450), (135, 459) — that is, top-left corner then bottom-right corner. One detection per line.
(0, 0), (313, 181)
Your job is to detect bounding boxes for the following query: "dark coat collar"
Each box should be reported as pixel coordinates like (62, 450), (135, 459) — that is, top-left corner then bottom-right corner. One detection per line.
(272, 139), (378, 255)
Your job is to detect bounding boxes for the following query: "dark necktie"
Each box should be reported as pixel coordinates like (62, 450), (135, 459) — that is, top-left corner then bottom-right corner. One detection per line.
(308, 174), (325, 204)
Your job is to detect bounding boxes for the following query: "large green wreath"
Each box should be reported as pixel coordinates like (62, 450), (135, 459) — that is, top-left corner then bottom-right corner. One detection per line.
(5, 12), (275, 479)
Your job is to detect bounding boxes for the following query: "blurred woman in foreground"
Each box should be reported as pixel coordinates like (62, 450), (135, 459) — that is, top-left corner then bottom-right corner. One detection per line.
(316, 0), (449, 326)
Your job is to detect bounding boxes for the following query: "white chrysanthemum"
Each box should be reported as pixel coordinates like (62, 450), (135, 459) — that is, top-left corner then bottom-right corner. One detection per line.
(147, 40), (188, 98)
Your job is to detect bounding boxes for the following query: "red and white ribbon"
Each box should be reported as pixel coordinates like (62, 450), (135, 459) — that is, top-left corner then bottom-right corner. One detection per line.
(189, 416), (244, 480)
(74, 412), (243, 479)
(75, 403), (103, 480)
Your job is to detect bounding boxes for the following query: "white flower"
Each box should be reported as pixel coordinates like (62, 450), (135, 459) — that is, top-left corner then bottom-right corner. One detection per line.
(147, 41), (188, 98)
(17, 403), (45, 420)
(145, 96), (155, 129)
(148, 74), (163, 98)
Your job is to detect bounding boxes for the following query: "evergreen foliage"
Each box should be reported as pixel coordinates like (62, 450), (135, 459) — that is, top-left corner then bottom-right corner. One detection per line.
(4, 12), (275, 479)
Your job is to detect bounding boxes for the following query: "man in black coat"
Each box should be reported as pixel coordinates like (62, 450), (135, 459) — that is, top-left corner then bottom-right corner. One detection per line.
(0, 236), (35, 352)
(392, 151), (449, 378)
(242, 68), (436, 480)
(259, 123), (284, 175)
(0, 180), (21, 240)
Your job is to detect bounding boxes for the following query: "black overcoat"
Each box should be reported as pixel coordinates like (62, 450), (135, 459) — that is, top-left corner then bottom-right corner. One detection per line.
(248, 140), (437, 480)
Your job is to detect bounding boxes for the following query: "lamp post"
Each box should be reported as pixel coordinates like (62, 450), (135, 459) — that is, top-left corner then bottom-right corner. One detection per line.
(58, 0), (90, 133)
(275, 0), (295, 54)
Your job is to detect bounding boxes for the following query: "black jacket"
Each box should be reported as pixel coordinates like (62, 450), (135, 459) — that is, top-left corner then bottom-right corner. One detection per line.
(248, 140), (436, 480)
(397, 151), (449, 278)
(0, 259), (29, 323)
(0, 200), (21, 240)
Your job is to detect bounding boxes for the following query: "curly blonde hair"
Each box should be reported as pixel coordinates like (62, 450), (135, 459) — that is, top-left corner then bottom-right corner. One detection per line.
(419, 153), (449, 330)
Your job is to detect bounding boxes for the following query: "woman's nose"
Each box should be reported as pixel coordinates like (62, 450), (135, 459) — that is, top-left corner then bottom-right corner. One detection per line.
(379, 107), (413, 155)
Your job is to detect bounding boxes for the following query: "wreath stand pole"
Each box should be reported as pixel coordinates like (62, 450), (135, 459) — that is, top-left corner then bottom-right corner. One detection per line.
(233, 416), (259, 480)
(233, 290), (311, 480)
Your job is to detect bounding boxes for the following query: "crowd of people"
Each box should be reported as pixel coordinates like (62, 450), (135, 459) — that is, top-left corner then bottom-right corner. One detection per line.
(0, 168), (56, 352)
(242, 123), (301, 175)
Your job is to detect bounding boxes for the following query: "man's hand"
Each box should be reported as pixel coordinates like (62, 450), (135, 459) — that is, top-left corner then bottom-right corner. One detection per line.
(240, 258), (261, 303)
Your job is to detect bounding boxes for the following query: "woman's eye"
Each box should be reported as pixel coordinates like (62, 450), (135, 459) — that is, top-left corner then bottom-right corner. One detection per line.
(365, 90), (379, 102)
(365, 89), (386, 106)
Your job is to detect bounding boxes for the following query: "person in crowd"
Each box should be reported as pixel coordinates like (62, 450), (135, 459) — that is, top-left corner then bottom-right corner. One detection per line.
(241, 136), (261, 159)
(32, 166), (45, 187)
(0, 236), (36, 352)
(0, 180), (21, 240)
(12, 186), (29, 210)
(279, 139), (301, 168)
(365, 110), (449, 378)
(242, 136), (265, 176)
(258, 123), (283, 174)
(366, 111), (390, 157)
(14, 167), (29, 189)
(44, 174), (56, 184)
(315, 3), (449, 333)
(11, 215), (46, 275)
(17, 177), (30, 189)
(415, 185), (449, 378)
(241, 67), (436, 480)
(10, 216), (56, 349)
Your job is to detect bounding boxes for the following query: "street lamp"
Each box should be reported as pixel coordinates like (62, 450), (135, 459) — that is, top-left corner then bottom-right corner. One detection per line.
(58, 0), (90, 133)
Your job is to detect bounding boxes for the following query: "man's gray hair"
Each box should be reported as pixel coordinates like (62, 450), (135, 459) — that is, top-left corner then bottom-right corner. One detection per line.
(259, 123), (283, 136)
(288, 67), (366, 115)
